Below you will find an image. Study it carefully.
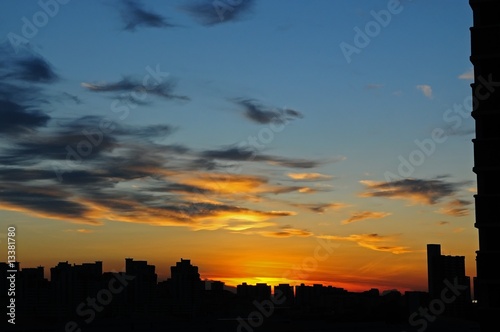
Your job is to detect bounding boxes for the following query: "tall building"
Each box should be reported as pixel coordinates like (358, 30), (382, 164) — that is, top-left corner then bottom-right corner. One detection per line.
(168, 258), (203, 315)
(125, 258), (157, 311)
(469, 1), (500, 330)
(426, 244), (471, 317)
(50, 261), (103, 315)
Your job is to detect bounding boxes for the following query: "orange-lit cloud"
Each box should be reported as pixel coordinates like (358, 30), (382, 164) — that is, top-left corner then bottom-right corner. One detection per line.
(317, 233), (411, 254)
(341, 211), (391, 224)
(260, 226), (313, 238)
(359, 178), (470, 205)
(286, 172), (333, 181)
(292, 202), (348, 213)
(64, 229), (95, 233)
(437, 199), (471, 217)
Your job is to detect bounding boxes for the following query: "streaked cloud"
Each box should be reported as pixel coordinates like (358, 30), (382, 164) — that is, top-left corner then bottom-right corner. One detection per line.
(199, 146), (329, 169)
(359, 178), (471, 205)
(437, 199), (472, 217)
(416, 84), (433, 99)
(232, 98), (303, 124)
(120, 0), (175, 31)
(260, 226), (313, 238)
(341, 211), (391, 224)
(317, 233), (411, 254)
(292, 202), (348, 213)
(286, 172), (333, 181)
(458, 68), (474, 80)
(181, 0), (255, 26)
(81, 76), (190, 101)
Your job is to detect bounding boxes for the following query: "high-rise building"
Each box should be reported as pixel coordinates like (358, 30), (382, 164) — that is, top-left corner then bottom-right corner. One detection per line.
(469, 1), (500, 330)
(50, 261), (103, 314)
(426, 244), (471, 317)
(168, 258), (203, 315)
(125, 258), (157, 311)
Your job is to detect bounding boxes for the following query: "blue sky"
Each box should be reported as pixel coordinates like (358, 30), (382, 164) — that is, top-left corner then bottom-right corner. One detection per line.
(0, 0), (477, 292)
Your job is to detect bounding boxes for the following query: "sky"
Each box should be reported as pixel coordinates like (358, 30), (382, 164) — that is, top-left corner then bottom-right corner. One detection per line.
(0, 0), (477, 293)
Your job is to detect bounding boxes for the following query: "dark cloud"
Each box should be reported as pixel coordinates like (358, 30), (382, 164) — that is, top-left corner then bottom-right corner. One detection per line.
(360, 178), (472, 205)
(0, 50), (55, 137)
(82, 77), (190, 101)
(0, 47), (58, 84)
(0, 100), (51, 136)
(200, 146), (322, 168)
(233, 98), (303, 124)
(181, 0), (255, 26)
(120, 0), (175, 31)
(0, 183), (95, 224)
(12, 56), (58, 83)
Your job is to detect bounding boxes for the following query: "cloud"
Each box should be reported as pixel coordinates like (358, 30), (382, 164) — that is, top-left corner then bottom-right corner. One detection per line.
(81, 76), (190, 101)
(199, 146), (327, 168)
(317, 234), (410, 254)
(437, 199), (472, 217)
(0, 47), (330, 235)
(416, 84), (433, 99)
(458, 68), (474, 80)
(260, 226), (313, 238)
(181, 0), (255, 26)
(0, 100), (51, 136)
(64, 229), (95, 234)
(341, 211), (391, 224)
(292, 202), (348, 213)
(286, 172), (333, 181)
(9, 56), (58, 83)
(233, 98), (303, 124)
(359, 178), (471, 205)
(120, 0), (175, 31)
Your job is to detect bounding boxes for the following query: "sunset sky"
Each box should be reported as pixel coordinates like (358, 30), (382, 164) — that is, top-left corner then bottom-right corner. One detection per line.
(0, 0), (476, 293)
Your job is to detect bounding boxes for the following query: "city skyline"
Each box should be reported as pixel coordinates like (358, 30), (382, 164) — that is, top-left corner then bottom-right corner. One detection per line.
(0, 0), (477, 294)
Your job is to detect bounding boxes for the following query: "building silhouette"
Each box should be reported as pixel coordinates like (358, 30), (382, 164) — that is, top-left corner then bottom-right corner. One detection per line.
(469, 0), (500, 330)
(426, 244), (472, 317)
(125, 258), (157, 312)
(50, 260), (103, 316)
(167, 258), (204, 316)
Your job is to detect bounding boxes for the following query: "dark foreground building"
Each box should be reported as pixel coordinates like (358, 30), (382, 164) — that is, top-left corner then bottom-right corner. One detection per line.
(469, 0), (500, 330)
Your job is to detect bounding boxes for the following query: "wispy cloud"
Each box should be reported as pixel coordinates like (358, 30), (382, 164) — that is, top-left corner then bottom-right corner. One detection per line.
(232, 98), (303, 125)
(180, 0), (255, 26)
(437, 199), (471, 217)
(292, 202), (348, 214)
(81, 76), (190, 101)
(359, 178), (471, 205)
(120, 0), (175, 31)
(260, 225), (313, 238)
(341, 211), (391, 224)
(458, 68), (474, 80)
(317, 234), (411, 254)
(416, 84), (433, 99)
(199, 146), (330, 169)
(286, 172), (333, 181)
